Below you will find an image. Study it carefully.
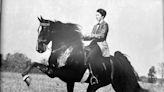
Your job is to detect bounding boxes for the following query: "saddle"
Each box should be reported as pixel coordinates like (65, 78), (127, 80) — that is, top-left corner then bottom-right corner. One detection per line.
(83, 45), (94, 65)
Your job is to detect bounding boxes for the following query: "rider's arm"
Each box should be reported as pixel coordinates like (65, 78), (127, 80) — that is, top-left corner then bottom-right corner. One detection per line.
(82, 34), (92, 41)
(83, 25), (96, 41)
(92, 23), (108, 40)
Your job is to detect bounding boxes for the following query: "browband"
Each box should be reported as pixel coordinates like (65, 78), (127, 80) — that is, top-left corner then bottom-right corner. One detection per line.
(40, 23), (50, 26)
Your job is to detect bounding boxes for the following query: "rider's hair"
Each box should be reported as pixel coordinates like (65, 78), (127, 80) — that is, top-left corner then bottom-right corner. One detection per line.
(97, 8), (107, 18)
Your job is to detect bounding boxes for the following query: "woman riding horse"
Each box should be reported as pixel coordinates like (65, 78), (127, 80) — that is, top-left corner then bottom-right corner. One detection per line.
(22, 15), (149, 92)
(83, 8), (110, 85)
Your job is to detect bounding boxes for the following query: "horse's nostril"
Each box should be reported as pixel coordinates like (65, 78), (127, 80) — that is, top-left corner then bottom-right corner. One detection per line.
(37, 49), (41, 53)
(37, 49), (44, 53)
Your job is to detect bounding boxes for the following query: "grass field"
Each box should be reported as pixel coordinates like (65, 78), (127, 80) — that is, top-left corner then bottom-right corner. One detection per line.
(1, 72), (164, 92)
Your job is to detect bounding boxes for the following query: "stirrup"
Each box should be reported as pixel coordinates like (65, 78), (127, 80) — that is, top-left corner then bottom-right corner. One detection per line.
(90, 75), (98, 85)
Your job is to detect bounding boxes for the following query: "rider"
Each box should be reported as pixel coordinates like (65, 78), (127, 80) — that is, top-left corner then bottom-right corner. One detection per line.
(83, 8), (110, 84)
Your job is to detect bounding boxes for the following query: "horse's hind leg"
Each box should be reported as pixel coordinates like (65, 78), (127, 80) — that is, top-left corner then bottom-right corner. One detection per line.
(87, 84), (101, 92)
(21, 62), (54, 86)
(66, 82), (75, 92)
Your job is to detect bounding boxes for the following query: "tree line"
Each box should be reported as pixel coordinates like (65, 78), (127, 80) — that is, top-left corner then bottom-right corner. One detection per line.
(140, 64), (164, 85)
(0, 52), (42, 73)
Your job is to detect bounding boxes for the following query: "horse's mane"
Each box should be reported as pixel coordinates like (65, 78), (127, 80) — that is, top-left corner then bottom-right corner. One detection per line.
(48, 20), (83, 46)
(50, 20), (81, 33)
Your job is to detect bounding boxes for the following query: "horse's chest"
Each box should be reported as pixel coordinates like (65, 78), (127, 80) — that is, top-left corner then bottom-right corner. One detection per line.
(57, 46), (73, 67)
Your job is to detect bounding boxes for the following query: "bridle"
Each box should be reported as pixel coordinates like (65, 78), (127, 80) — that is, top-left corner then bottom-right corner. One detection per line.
(110, 58), (114, 81)
(36, 22), (51, 52)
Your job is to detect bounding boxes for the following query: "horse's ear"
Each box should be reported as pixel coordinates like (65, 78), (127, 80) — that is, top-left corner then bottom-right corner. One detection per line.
(40, 16), (43, 21)
(38, 17), (41, 22)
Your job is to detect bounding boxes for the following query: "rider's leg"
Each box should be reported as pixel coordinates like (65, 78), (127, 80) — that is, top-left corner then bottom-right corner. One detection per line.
(84, 46), (90, 65)
(87, 49), (99, 85)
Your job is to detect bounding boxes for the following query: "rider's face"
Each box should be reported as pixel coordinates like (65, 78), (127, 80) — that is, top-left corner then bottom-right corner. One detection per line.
(96, 12), (103, 22)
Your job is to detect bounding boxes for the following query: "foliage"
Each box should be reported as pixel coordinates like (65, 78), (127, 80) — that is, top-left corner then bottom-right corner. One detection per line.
(158, 62), (164, 85)
(158, 62), (164, 79)
(0, 52), (47, 74)
(139, 76), (148, 82)
(148, 66), (157, 83)
(1, 52), (31, 73)
(0, 53), (2, 66)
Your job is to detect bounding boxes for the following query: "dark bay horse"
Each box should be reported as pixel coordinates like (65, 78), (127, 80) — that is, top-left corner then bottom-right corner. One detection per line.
(22, 16), (149, 92)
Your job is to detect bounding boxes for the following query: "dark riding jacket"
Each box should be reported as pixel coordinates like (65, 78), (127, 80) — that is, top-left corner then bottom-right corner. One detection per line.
(83, 21), (110, 57)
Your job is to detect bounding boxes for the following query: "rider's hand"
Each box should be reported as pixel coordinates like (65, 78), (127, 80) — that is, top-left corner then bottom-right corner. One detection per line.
(91, 34), (99, 39)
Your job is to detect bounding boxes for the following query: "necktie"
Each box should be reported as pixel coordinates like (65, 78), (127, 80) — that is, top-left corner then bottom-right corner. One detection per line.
(96, 23), (100, 32)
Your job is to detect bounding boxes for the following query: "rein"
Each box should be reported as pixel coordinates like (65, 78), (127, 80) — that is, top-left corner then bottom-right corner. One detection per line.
(110, 58), (114, 81)
(48, 45), (67, 54)
(37, 25), (41, 33)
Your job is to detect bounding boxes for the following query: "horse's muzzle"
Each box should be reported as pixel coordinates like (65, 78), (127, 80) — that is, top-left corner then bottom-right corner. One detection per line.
(37, 49), (45, 53)
(36, 42), (47, 53)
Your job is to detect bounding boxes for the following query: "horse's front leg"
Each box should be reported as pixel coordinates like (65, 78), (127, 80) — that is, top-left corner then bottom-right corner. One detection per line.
(21, 62), (55, 86)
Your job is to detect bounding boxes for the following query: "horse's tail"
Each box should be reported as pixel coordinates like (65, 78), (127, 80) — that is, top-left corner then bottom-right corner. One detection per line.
(114, 51), (129, 63)
(114, 51), (132, 67)
(114, 51), (140, 80)
(114, 51), (149, 92)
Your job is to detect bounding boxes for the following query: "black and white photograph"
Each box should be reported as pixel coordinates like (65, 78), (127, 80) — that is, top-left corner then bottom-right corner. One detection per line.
(1, 0), (164, 92)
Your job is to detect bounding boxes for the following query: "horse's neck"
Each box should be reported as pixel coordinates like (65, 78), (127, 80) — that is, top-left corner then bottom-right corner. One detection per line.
(51, 41), (84, 56)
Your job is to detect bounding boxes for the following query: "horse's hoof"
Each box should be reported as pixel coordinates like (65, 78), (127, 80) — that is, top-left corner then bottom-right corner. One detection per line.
(23, 75), (31, 86)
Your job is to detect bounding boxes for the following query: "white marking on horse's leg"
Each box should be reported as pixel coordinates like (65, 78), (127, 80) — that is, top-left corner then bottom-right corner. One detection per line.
(23, 75), (30, 81)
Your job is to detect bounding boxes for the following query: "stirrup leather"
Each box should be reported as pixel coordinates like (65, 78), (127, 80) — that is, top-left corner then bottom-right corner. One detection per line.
(88, 63), (99, 85)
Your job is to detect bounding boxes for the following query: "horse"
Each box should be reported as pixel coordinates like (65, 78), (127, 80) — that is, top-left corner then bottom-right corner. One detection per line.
(22, 16), (149, 92)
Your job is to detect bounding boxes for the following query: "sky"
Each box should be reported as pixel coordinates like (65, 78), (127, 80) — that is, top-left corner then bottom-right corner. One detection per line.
(1, 0), (164, 77)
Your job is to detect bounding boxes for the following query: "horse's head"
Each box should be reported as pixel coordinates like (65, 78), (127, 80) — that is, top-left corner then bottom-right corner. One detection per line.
(36, 16), (52, 53)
